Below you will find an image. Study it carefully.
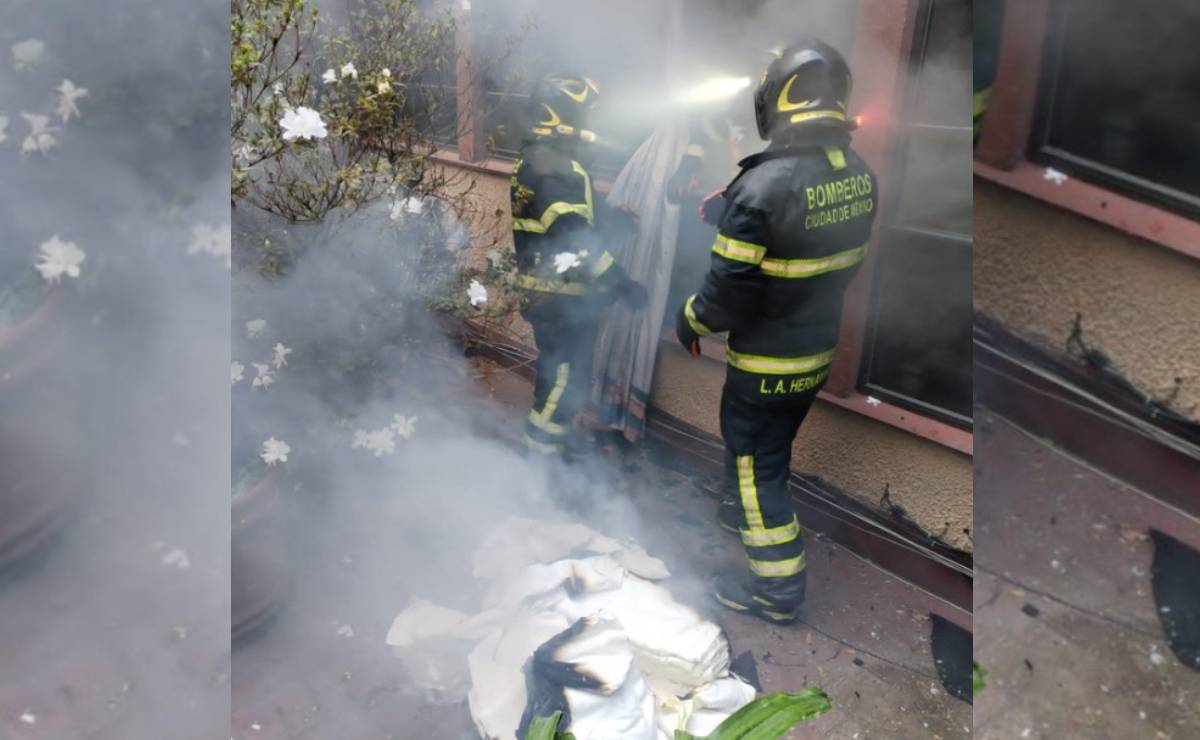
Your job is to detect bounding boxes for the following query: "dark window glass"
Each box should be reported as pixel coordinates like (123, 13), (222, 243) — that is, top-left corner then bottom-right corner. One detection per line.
(406, 3), (457, 147)
(1032, 0), (1200, 215)
(861, 0), (973, 426)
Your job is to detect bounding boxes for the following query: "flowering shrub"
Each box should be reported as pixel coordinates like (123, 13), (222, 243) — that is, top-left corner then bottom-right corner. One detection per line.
(231, 0), (457, 222)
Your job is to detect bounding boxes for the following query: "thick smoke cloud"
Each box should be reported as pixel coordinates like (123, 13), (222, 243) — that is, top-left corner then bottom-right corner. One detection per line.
(0, 1), (230, 737)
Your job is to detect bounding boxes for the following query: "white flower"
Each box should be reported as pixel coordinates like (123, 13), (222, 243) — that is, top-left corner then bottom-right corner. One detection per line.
(260, 437), (291, 465)
(279, 106), (327, 141)
(56, 79), (88, 123)
(187, 223), (232, 268)
(231, 361), (245, 385)
(322, 68), (338, 84)
(553, 252), (582, 274)
(0, 115), (8, 145)
(340, 62), (358, 80)
(251, 363), (275, 389)
(20, 112), (58, 155)
(1043, 167), (1069, 185)
(272, 342), (292, 369)
(35, 235), (85, 283)
(381, 68), (391, 78)
(272, 81), (284, 96)
(467, 279), (488, 307)
(245, 319), (267, 338)
(12, 39), (44, 70)
(161, 547), (191, 570)
(235, 142), (256, 163)
(377, 79), (391, 95)
(352, 428), (396, 457)
(391, 414), (418, 439)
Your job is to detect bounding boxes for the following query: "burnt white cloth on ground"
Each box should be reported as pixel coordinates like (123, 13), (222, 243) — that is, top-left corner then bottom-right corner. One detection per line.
(386, 517), (755, 739)
(592, 123), (688, 443)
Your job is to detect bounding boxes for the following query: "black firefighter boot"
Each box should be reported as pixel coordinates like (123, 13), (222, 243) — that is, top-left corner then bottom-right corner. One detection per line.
(713, 571), (804, 626)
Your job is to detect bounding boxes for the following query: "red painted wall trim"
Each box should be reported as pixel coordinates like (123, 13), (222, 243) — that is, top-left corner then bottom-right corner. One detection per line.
(454, 7), (485, 163)
(430, 147), (512, 178)
(974, 0), (1050, 170)
(824, 0), (921, 398)
(975, 162), (1200, 262)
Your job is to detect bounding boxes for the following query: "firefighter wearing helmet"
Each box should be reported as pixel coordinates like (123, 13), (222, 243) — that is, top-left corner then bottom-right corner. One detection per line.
(675, 41), (879, 623)
(511, 73), (646, 460)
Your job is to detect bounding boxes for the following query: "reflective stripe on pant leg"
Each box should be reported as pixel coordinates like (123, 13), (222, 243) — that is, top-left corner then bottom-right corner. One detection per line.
(736, 453), (806, 578)
(528, 362), (570, 435)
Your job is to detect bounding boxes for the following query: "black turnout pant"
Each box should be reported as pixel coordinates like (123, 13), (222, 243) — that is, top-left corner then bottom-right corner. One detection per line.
(522, 296), (600, 456)
(719, 385), (818, 607)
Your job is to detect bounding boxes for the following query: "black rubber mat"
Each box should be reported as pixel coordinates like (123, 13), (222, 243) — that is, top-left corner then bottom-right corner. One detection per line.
(1150, 530), (1200, 671)
(930, 613), (973, 703)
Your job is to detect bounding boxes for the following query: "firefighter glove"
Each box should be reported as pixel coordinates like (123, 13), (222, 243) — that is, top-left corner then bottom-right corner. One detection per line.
(699, 189), (726, 225)
(615, 278), (649, 310)
(675, 303), (702, 357)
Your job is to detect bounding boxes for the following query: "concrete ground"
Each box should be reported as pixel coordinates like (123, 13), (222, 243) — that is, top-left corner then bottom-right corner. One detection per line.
(0, 387), (230, 739)
(229, 357), (971, 739)
(973, 410), (1200, 739)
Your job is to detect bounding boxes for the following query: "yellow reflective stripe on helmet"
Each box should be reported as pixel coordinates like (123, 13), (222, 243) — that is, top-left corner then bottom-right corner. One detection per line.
(726, 347), (836, 375)
(531, 363), (569, 432)
(759, 245), (866, 279)
(684, 295), (712, 337)
(590, 251), (615, 278)
(736, 456), (765, 531)
(789, 110), (846, 125)
(515, 274), (593, 296)
(712, 235), (767, 265)
(741, 516), (801, 547)
(748, 552), (806, 578)
(823, 145), (847, 171)
(523, 433), (563, 455)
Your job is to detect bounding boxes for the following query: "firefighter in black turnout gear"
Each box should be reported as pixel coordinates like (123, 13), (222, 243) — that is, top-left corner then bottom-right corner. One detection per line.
(675, 41), (879, 623)
(512, 74), (646, 459)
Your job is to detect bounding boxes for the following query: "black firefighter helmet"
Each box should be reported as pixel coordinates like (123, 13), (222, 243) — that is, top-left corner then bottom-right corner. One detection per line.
(528, 73), (601, 143)
(754, 39), (852, 141)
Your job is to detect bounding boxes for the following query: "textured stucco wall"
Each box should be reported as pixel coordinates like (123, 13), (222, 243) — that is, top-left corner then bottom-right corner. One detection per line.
(447, 162), (974, 551)
(443, 161), (534, 344)
(651, 344), (974, 552)
(975, 179), (1200, 420)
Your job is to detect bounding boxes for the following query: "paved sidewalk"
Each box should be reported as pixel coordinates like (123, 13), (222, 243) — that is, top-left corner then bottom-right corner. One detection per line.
(973, 410), (1200, 739)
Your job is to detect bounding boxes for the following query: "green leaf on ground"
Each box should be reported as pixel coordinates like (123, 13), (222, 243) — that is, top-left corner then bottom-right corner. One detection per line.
(973, 662), (987, 696)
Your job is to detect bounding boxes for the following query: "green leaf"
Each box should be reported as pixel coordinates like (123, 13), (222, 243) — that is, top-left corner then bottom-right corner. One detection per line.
(704, 689), (832, 740)
(973, 662), (986, 696)
(524, 712), (564, 740)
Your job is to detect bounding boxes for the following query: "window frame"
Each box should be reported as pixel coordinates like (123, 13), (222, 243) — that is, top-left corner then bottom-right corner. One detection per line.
(975, 0), (1200, 261)
(857, 0), (975, 429)
(1028, 0), (1200, 219)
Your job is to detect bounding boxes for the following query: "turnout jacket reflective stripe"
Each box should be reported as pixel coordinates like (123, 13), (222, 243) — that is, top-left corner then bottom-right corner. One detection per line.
(510, 141), (628, 295)
(687, 136), (879, 397)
